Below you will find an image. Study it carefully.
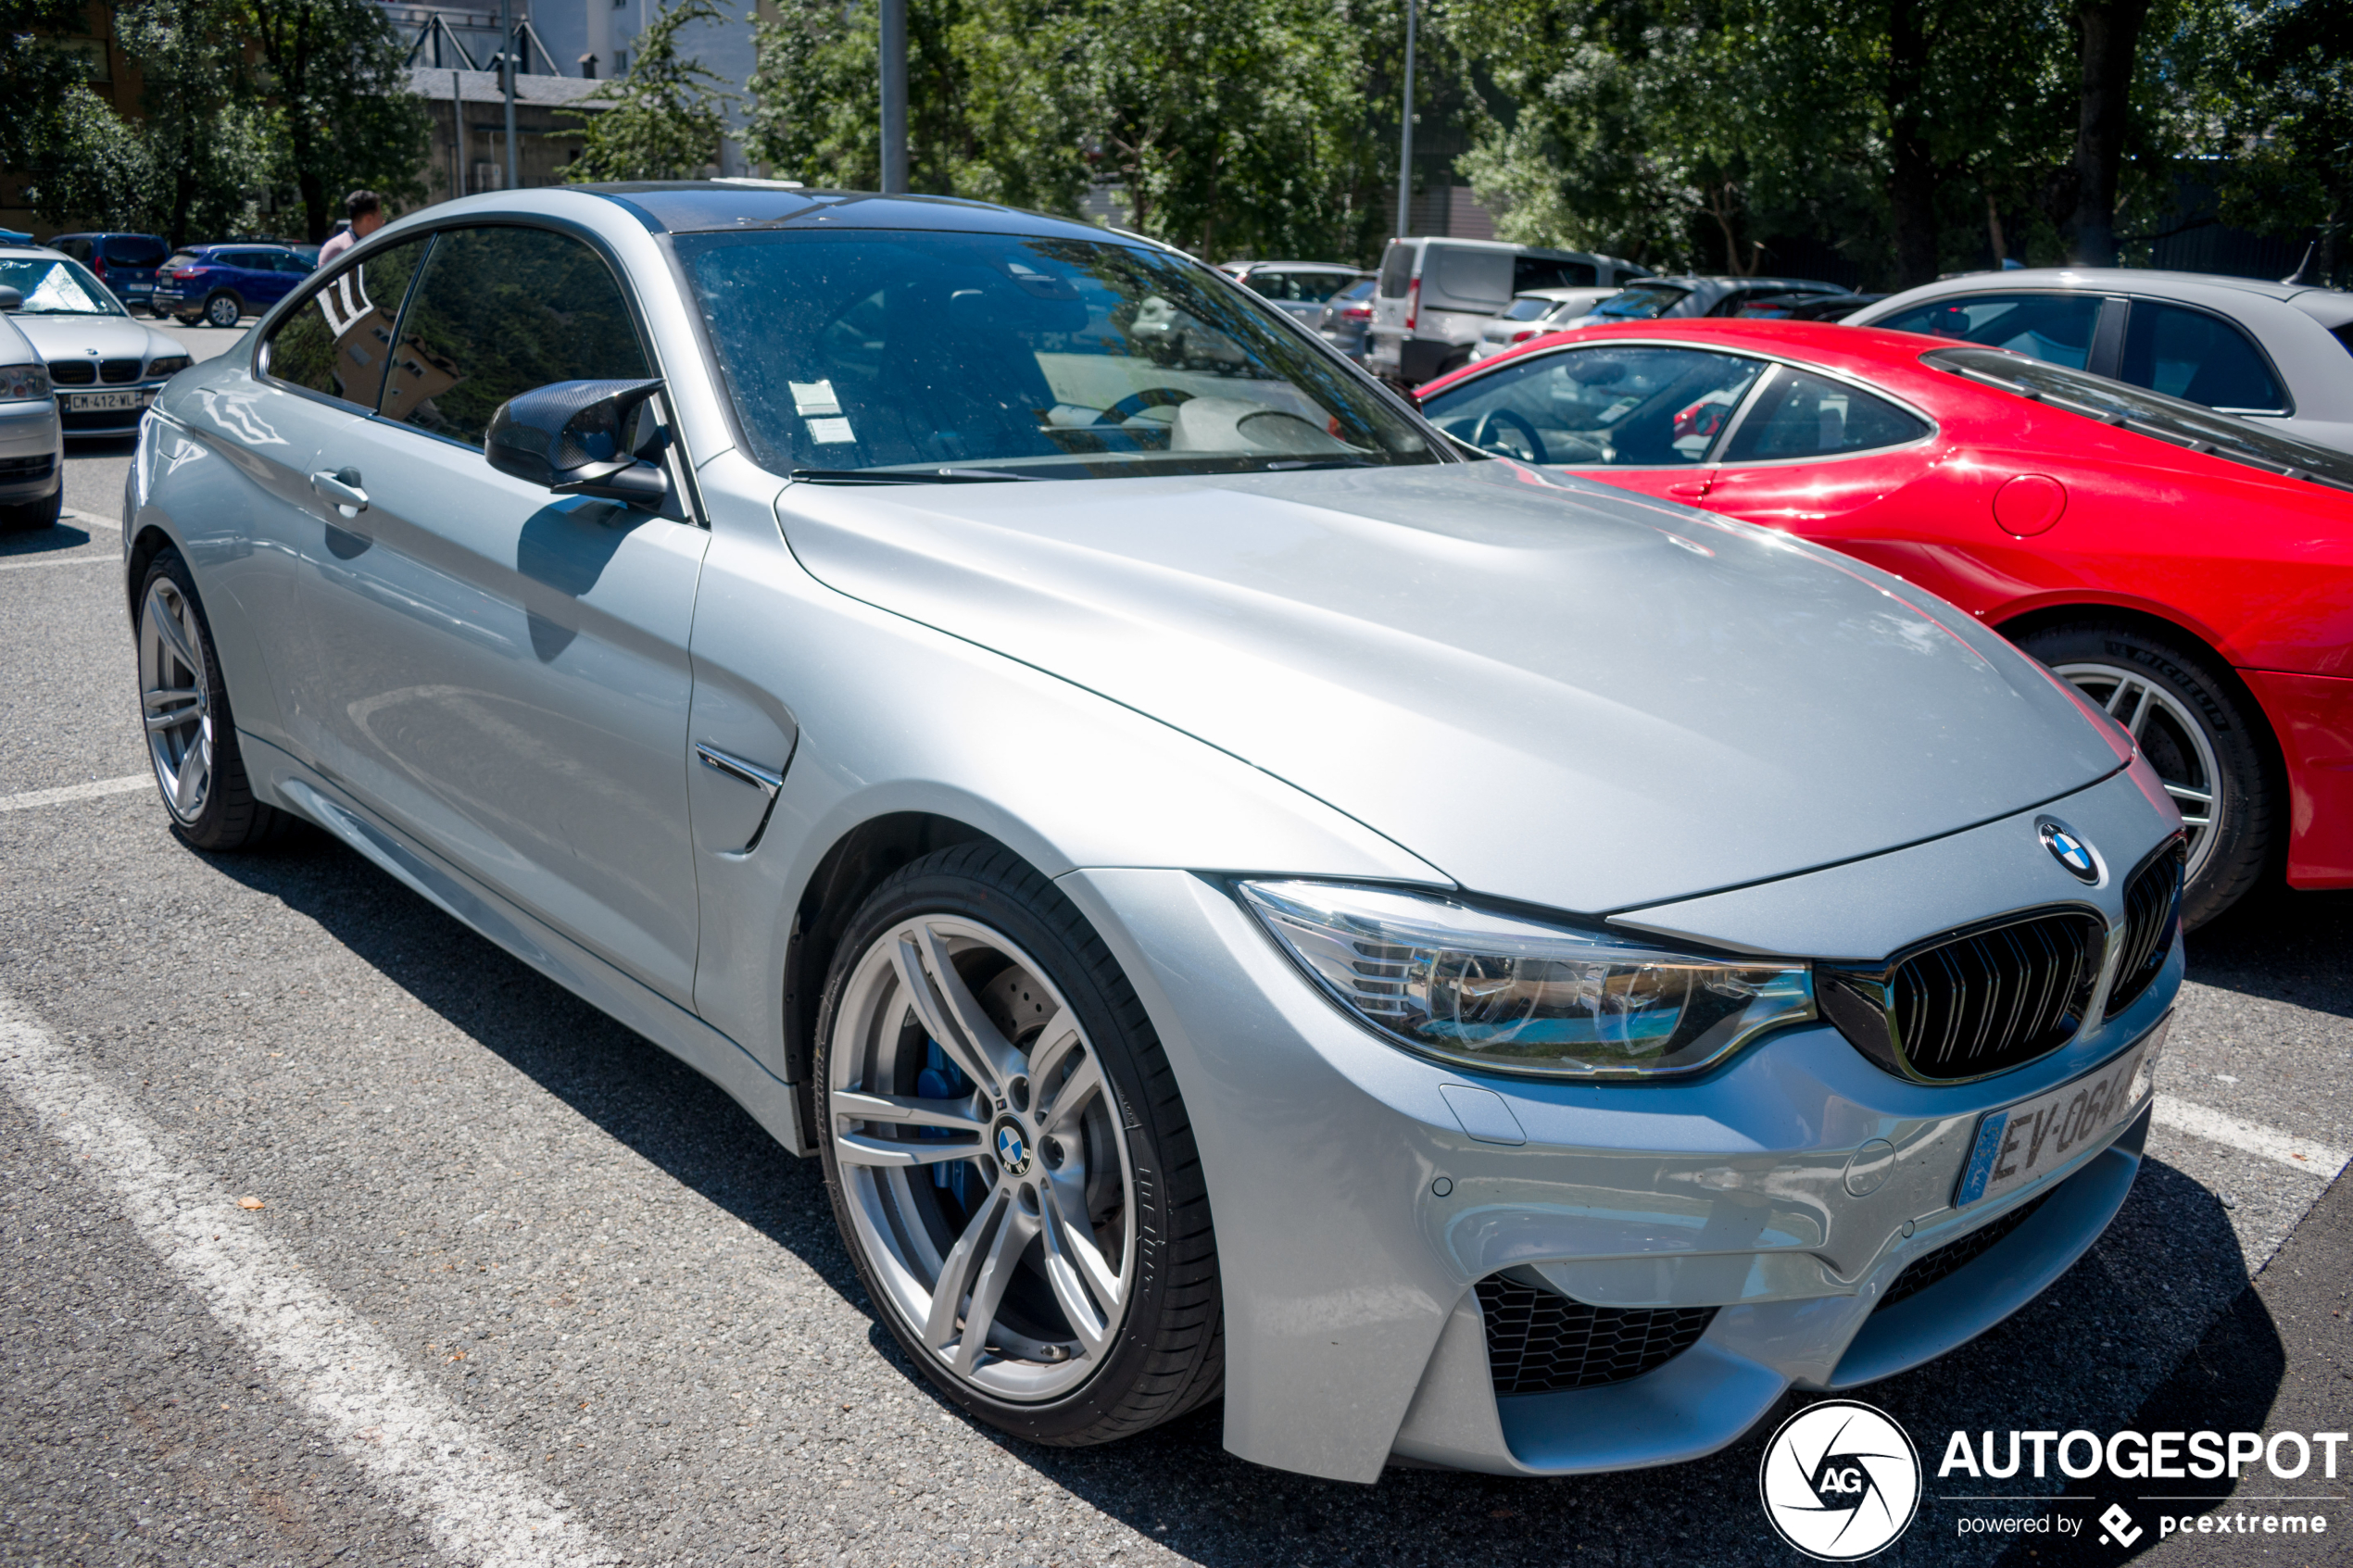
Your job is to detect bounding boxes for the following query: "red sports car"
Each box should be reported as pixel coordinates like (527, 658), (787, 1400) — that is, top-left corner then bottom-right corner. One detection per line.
(1416, 319), (2353, 926)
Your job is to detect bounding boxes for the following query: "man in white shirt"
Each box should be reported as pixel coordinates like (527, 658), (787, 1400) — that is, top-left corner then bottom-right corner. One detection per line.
(315, 191), (384, 269)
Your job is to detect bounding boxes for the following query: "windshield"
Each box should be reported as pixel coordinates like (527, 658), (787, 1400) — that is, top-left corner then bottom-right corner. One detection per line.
(679, 229), (1437, 481)
(1591, 283), (1689, 321)
(1927, 345), (2353, 494)
(0, 256), (124, 316)
(1501, 296), (1555, 322)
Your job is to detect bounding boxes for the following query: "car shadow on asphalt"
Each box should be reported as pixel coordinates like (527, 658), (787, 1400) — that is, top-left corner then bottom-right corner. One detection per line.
(2185, 885), (2353, 1019)
(199, 834), (2279, 1567)
(0, 521), (94, 558)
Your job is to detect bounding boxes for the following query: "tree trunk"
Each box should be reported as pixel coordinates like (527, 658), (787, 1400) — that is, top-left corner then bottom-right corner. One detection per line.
(2067, 0), (2152, 266)
(1884, 0), (1940, 288)
(1985, 190), (2007, 264)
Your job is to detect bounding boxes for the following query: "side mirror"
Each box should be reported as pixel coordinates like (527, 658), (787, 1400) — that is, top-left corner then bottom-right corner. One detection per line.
(0, 286), (20, 312)
(485, 378), (670, 508)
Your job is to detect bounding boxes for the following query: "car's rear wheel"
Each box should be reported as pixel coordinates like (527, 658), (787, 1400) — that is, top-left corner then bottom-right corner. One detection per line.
(203, 292), (242, 328)
(137, 550), (294, 850)
(814, 843), (1222, 1446)
(2017, 621), (2273, 927)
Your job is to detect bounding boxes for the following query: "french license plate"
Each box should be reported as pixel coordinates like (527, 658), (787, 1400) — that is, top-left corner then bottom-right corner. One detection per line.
(1954, 1013), (2170, 1208)
(67, 389), (147, 412)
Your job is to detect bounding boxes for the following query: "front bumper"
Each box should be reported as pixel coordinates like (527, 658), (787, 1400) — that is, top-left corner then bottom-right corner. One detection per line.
(1059, 761), (2180, 1483)
(0, 397), (63, 499)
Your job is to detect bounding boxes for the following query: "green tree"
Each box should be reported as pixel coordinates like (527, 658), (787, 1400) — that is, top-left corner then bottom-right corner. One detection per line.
(567, 0), (736, 182)
(747, 0), (975, 194)
(233, 0), (429, 242)
(1, 0), (89, 174)
(117, 0), (275, 245)
(2199, 0), (2351, 282)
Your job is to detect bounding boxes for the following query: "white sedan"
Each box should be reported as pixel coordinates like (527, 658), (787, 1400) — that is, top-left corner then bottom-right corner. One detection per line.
(1849, 268), (2353, 455)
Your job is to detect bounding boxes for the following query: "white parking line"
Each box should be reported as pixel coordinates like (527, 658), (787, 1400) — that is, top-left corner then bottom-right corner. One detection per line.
(0, 986), (616, 1568)
(0, 775), (152, 812)
(0, 554), (111, 573)
(2154, 1093), (2349, 1180)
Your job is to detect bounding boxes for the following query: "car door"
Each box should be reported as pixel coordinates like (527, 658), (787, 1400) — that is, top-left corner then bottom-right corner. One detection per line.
(185, 233), (432, 754)
(1687, 363), (1940, 544)
(285, 221), (709, 1006)
(1416, 342), (1768, 503)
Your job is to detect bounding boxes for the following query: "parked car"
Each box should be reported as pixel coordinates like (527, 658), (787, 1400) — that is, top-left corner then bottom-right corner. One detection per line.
(1555, 274), (1849, 330)
(1126, 293), (1249, 372)
(1846, 269), (2353, 455)
(0, 290), (64, 530)
(151, 243), (314, 327)
(1223, 261), (1372, 328)
(0, 244), (190, 440)
(1368, 236), (1649, 384)
(1467, 287), (1623, 363)
(1738, 290), (1884, 320)
(134, 184), (2181, 1484)
(45, 232), (170, 311)
(1314, 276), (1377, 361)
(1416, 317), (2353, 925)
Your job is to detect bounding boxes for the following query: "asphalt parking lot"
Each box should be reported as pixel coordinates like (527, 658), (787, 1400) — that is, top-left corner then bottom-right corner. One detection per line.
(2, 321), (2347, 1567)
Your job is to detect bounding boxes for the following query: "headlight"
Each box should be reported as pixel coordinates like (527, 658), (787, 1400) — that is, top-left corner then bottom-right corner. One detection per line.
(0, 364), (52, 403)
(1239, 880), (1814, 1079)
(147, 355), (191, 378)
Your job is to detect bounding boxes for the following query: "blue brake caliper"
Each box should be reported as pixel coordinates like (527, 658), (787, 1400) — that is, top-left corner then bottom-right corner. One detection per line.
(916, 1041), (972, 1208)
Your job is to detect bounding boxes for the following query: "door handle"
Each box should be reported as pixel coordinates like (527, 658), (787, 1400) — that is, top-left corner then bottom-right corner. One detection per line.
(309, 468), (369, 515)
(1666, 481), (1710, 500)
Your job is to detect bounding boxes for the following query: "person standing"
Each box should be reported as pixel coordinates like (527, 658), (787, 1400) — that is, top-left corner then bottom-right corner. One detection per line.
(315, 191), (384, 269)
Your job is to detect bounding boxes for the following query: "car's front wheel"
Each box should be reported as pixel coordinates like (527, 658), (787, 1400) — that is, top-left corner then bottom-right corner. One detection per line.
(814, 844), (1223, 1446)
(2017, 621), (2274, 927)
(136, 550), (294, 850)
(202, 292), (242, 328)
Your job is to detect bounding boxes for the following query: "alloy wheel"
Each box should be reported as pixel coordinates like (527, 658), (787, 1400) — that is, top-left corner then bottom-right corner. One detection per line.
(139, 575), (213, 822)
(826, 914), (1136, 1402)
(2053, 660), (2221, 880)
(205, 295), (240, 328)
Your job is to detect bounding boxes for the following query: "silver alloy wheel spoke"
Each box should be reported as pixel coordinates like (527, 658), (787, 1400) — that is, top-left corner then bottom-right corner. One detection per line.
(140, 580), (213, 824)
(833, 914), (1139, 1402)
(2054, 660), (2222, 874)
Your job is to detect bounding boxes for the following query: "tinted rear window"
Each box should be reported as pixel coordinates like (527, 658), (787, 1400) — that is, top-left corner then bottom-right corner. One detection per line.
(103, 235), (167, 267)
(1515, 257), (1597, 291)
(1378, 243), (1413, 297)
(1927, 345), (2353, 494)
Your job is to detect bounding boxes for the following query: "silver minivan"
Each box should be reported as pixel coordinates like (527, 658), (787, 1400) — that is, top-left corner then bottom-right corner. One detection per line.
(1368, 237), (1648, 384)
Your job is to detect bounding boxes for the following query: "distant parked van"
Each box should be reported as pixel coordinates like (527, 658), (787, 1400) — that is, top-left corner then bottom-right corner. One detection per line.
(1368, 237), (1649, 384)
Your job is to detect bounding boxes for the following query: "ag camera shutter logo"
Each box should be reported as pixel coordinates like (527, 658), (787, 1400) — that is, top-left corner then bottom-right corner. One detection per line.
(1759, 1400), (1922, 1560)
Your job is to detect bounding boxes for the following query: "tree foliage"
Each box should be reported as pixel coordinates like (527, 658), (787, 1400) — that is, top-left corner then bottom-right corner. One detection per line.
(566, 0), (736, 182)
(746, 0), (1399, 260)
(2198, 0), (2352, 281)
(230, 0), (429, 241)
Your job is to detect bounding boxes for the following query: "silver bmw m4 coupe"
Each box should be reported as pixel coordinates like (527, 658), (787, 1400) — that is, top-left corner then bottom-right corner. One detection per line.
(123, 185), (2184, 1483)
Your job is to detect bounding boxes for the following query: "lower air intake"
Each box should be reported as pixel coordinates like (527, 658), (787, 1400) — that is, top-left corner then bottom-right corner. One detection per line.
(1475, 1274), (1717, 1395)
(1874, 1193), (2051, 1313)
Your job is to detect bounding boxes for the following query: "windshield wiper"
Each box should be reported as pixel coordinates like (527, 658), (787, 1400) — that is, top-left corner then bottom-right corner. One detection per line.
(790, 467), (1041, 484)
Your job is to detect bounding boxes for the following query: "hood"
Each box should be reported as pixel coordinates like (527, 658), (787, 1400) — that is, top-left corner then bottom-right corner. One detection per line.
(777, 461), (2121, 914)
(12, 312), (178, 365)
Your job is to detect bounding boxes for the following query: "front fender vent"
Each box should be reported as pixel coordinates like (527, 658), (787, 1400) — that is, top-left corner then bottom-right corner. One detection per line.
(1822, 909), (2102, 1083)
(1475, 1274), (1717, 1395)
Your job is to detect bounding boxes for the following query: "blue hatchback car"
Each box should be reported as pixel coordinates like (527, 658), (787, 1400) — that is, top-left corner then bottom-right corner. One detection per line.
(152, 243), (312, 328)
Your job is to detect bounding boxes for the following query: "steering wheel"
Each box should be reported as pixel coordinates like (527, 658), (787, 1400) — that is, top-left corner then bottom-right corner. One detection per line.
(1472, 408), (1548, 464)
(1097, 387), (1196, 424)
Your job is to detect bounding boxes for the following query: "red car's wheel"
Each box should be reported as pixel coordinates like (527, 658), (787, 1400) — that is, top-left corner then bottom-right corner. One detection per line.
(2019, 621), (2275, 929)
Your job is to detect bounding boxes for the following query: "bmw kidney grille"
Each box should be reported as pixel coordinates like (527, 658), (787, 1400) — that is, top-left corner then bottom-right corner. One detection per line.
(2105, 838), (2185, 1019)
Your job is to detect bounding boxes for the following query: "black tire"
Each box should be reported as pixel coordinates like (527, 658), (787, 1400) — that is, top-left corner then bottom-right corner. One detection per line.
(2015, 620), (2274, 928)
(137, 549), (296, 851)
(813, 842), (1223, 1446)
(0, 487), (62, 532)
(202, 292), (242, 329)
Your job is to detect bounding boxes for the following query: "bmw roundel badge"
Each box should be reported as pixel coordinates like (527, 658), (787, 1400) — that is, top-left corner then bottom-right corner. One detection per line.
(2037, 818), (2100, 884)
(994, 1120), (1032, 1177)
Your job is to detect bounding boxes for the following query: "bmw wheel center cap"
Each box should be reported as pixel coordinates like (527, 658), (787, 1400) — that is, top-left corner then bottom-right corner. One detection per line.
(2037, 817), (2100, 884)
(993, 1118), (1032, 1178)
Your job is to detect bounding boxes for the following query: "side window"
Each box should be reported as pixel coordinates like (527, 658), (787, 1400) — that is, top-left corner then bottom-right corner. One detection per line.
(1514, 257), (1596, 291)
(1378, 243), (1413, 297)
(2119, 301), (2287, 413)
(383, 226), (650, 448)
(260, 236), (431, 410)
(1420, 345), (1766, 466)
(1876, 293), (2104, 370)
(1720, 367), (1932, 461)
(1246, 271), (1296, 301)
